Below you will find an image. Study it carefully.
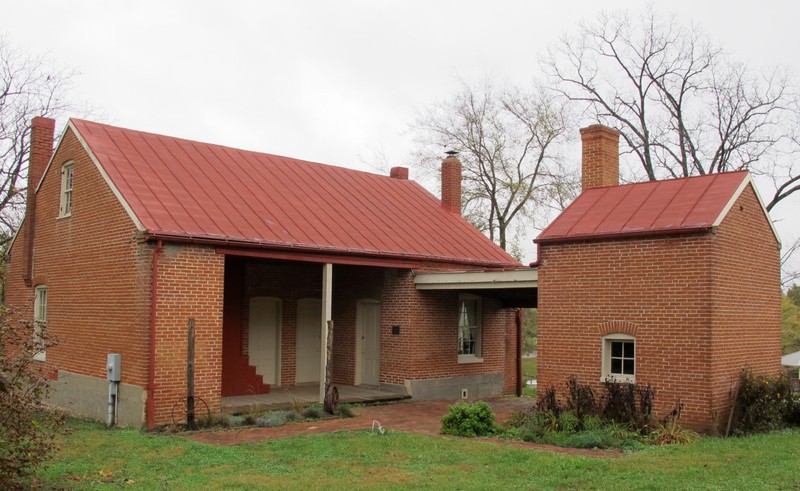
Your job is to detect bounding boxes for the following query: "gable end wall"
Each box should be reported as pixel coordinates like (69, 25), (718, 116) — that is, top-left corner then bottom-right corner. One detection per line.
(5, 127), (151, 426)
(709, 184), (782, 426)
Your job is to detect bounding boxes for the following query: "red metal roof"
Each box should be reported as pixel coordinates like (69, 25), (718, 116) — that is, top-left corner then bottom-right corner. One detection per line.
(70, 119), (519, 268)
(535, 171), (755, 243)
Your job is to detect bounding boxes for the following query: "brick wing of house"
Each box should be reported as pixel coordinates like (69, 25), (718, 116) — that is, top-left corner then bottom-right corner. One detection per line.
(5, 117), (537, 428)
(535, 125), (783, 432)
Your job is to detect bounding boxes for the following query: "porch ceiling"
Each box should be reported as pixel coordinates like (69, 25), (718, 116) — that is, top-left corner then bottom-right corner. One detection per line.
(414, 269), (537, 308)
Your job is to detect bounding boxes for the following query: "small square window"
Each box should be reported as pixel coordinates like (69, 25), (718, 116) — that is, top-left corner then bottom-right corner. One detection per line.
(602, 334), (635, 382)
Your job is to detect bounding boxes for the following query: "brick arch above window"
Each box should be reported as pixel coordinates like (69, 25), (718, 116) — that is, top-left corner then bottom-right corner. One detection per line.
(596, 320), (639, 337)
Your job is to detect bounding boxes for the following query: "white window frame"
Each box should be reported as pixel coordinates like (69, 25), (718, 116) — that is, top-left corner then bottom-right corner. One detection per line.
(601, 333), (635, 383)
(33, 285), (47, 361)
(457, 294), (482, 363)
(59, 161), (73, 217)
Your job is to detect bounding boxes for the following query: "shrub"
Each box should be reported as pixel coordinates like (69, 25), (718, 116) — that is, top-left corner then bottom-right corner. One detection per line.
(285, 410), (305, 422)
(565, 376), (597, 420)
(289, 396), (306, 413)
(558, 412), (579, 433)
(334, 405), (355, 418)
(733, 368), (793, 434)
(601, 379), (637, 423)
(518, 412), (549, 442)
(502, 409), (534, 430)
(196, 413), (230, 428)
(302, 406), (325, 419)
(535, 386), (562, 417)
(440, 401), (499, 437)
(582, 415), (603, 431)
(649, 421), (699, 445)
(257, 411), (288, 428)
(564, 429), (622, 449)
(0, 307), (64, 487)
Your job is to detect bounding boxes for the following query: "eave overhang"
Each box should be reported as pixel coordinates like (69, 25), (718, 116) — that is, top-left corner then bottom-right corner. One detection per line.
(414, 268), (538, 308)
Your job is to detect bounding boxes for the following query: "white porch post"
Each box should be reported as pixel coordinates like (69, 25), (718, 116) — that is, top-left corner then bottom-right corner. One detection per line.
(320, 263), (333, 402)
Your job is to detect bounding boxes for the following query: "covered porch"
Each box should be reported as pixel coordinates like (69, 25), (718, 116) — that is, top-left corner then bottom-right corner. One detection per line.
(221, 383), (409, 414)
(219, 250), (539, 408)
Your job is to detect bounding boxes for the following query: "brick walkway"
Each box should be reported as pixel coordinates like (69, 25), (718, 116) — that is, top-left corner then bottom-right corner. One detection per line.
(187, 398), (621, 458)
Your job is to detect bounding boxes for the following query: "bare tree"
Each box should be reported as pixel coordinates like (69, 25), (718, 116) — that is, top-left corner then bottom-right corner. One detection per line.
(544, 8), (799, 211)
(413, 81), (576, 253)
(0, 37), (82, 244)
(782, 236), (800, 289)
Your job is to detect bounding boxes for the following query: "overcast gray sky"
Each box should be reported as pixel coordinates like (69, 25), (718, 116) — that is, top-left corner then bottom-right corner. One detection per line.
(4, 0), (799, 267)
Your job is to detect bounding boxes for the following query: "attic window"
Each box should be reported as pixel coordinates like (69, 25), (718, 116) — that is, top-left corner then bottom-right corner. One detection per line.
(59, 162), (73, 217)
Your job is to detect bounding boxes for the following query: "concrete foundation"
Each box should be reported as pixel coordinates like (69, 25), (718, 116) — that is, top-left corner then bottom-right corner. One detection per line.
(47, 370), (146, 428)
(406, 373), (504, 400)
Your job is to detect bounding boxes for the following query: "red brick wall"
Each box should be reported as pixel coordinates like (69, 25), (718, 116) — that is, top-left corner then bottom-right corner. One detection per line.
(539, 233), (716, 429)
(537, 186), (781, 431)
(6, 126), (151, 393)
(152, 244), (224, 425)
(380, 270), (517, 392)
(708, 185), (782, 427)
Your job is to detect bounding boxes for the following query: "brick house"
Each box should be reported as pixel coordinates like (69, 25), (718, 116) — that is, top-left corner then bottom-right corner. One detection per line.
(5, 117), (535, 428)
(535, 125), (782, 432)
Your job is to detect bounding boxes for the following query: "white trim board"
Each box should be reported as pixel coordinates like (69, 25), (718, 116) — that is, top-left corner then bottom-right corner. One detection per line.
(414, 269), (537, 290)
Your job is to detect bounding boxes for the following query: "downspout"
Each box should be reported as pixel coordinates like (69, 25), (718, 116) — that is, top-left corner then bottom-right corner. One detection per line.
(147, 239), (163, 430)
(516, 308), (523, 397)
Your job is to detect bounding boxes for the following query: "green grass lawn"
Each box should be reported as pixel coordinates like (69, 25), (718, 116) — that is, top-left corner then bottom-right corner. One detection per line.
(36, 418), (800, 490)
(522, 357), (537, 380)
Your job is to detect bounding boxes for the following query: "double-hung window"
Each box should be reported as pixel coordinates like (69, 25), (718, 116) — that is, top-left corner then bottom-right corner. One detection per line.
(458, 295), (482, 363)
(59, 162), (73, 217)
(33, 285), (47, 361)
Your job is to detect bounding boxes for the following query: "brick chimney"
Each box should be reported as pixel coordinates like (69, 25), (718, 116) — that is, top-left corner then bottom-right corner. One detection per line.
(389, 166), (408, 179)
(580, 124), (620, 191)
(441, 151), (462, 214)
(23, 116), (56, 286)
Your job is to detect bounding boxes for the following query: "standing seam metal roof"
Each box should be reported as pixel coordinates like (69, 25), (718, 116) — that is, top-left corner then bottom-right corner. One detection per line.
(70, 119), (518, 268)
(535, 171), (764, 243)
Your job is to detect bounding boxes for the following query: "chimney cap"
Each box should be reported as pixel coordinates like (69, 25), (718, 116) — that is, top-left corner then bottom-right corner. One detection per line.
(444, 150), (459, 158)
(389, 166), (409, 179)
(31, 116), (56, 129)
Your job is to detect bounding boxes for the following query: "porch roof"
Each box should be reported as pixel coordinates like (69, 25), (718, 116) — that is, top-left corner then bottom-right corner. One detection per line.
(414, 269), (537, 308)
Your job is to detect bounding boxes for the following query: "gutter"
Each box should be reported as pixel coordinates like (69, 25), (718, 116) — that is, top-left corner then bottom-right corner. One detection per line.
(143, 231), (519, 271)
(147, 239), (163, 430)
(533, 226), (715, 247)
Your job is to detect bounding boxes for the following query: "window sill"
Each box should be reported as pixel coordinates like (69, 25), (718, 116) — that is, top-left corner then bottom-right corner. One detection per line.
(57, 213), (72, 220)
(33, 352), (46, 362)
(600, 375), (635, 384)
(458, 355), (483, 364)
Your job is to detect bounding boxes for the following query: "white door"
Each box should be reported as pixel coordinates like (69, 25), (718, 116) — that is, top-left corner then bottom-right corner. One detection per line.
(357, 300), (381, 386)
(248, 297), (281, 385)
(296, 298), (322, 383)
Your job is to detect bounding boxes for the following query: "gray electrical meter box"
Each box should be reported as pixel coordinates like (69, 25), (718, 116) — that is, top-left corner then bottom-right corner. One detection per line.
(107, 353), (121, 382)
